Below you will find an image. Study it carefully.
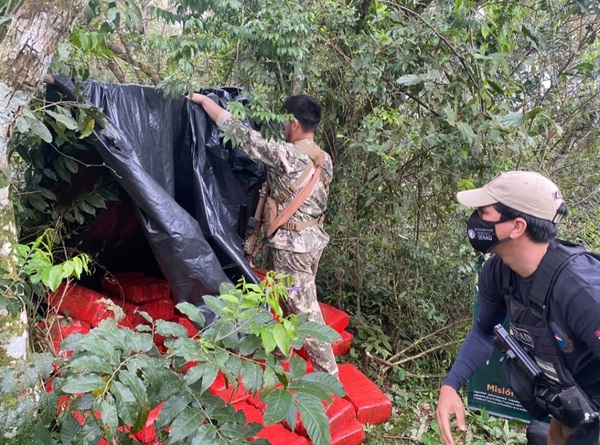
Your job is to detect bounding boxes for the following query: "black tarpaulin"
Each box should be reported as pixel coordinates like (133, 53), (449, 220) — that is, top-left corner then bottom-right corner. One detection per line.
(46, 77), (264, 308)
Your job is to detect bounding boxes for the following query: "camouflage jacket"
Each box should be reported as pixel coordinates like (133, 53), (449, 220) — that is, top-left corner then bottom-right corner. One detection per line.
(217, 110), (332, 253)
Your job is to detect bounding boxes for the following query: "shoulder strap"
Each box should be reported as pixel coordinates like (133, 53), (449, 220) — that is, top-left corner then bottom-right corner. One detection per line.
(528, 241), (587, 314)
(273, 140), (323, 204)
(502, 261), (512, 296)
(266, 149), (324, 238)
(294, 139), (321, 162)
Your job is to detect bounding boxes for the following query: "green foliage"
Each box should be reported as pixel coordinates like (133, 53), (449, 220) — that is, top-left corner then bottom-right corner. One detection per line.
(358, 385), (528, 444)
(6, 0), (600, 442)
(0, 228), (91, 320)
(3, 274), (343, 445)
(12, 90), (118, 246)
(0, 353), (58, 445)
(15, 229), (91, 294)
(0, 225), (93, 444)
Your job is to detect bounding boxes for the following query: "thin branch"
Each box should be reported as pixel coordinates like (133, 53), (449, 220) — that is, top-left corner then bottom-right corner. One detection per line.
(104, 57), (128, 84)
(391, 338), (463, 367)
(275, 61), (288, 94)
(388, 317), (469, 362)
(367, 337), (464, 374)
(105, 37), (161, 86)
(401, 89), (441, 117)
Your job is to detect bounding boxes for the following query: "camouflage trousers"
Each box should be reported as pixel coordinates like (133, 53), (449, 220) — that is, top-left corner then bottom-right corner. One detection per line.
(272, 248), (339, 378)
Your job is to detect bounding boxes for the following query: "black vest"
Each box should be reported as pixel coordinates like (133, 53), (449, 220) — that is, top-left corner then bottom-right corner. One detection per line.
(501, 241), (600, 427)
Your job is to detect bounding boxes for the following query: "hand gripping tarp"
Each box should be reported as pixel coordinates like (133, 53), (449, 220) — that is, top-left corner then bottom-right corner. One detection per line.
(46, 77), (264, 309)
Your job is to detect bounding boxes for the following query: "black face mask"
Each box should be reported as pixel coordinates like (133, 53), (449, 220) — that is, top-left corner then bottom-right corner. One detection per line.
(466, 211), (512, 253)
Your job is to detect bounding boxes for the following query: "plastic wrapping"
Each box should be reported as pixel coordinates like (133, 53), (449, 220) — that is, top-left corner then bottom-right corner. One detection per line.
(46, 77), (264, 308)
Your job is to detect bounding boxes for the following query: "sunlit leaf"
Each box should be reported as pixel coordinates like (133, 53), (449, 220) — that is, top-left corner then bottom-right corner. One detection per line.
(395, 74), (423, 85)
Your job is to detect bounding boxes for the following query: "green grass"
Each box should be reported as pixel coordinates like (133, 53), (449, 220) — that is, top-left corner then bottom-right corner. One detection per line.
(352, 372), (528, 444)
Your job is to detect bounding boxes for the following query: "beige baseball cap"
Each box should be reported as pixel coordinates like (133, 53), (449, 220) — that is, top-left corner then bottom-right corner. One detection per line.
(456, 171), (564, 223)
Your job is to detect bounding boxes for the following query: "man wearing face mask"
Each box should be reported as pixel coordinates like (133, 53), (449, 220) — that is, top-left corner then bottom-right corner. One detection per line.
(188, 92), (339, 379)
(435, 171), (600, 445)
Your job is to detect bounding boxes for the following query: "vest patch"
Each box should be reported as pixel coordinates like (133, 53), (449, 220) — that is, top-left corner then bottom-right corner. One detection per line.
(550, 322), (574, 353)
(511, 325), (534, 348)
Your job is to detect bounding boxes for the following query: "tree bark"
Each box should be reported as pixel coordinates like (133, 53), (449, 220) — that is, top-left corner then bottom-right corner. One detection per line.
(0, 0), (88, 367)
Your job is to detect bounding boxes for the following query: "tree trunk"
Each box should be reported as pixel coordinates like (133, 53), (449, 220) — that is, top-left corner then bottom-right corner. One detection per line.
(0, 0), (88, 366)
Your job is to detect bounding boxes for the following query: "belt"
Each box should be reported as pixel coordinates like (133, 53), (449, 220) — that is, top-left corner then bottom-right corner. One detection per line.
(281, 215), (324, 231)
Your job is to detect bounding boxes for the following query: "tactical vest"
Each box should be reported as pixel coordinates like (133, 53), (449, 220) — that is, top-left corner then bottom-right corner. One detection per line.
(501, 241), (600, 427)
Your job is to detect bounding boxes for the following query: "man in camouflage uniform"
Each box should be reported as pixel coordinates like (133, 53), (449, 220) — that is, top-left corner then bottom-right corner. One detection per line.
(190, 93), (339, 379)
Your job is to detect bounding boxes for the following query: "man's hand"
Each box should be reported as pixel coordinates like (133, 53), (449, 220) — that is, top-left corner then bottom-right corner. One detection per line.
(436, 385), (467, 445)
(188, 92), (206, 105)
(186, 92), (226, 124)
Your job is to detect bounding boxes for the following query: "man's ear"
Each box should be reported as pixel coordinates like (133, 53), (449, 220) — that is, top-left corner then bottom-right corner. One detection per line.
(510, 217), (528, 238)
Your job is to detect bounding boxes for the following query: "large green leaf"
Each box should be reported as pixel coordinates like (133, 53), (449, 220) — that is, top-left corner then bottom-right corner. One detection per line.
(288, 354), (307, 378)
(260, 328), (276, 354)
(100, 398), (119, 436)
(188, 423), (219, 445)
(61, 373), (105, 393)
(30, 423), (54, 445)
(295, 393), (331, 445)
(66, 354), (113, 375)
(19, 114), (53, 142)
(60, 414), (82, 445)
(238, 334), (261, 356)
(118, 369), (148, 408)
(288, 380), (332, 402)
(262, 388), (293, 425)
(168, 407), (205, 443)
(500, 112), (526, 128)
(183, 361), (219, 393)
(45, 109), (79, 130)
(272, 323), (290, 356)
(295, 322), (340, 343)
(202, 295), (230, 317)
(110, 380), (136, 404)
(240, 359), (263, 393)
(156, 393), (193, 429)
(175, 302), (206, 328)
(262, 365), (280, 390)
(77, 330), (122, 365)
(297, 372), (345, 398)
(45, 264), (65, 291)
(155, 319), (189, 338)
(455, 122), (476, 143)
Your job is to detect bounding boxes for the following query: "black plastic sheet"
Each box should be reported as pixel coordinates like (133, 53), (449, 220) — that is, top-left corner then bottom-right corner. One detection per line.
(47, 77), (264, 308)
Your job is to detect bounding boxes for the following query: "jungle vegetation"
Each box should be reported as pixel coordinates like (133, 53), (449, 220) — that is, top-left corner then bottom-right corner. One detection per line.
(1, 0), (599, 443)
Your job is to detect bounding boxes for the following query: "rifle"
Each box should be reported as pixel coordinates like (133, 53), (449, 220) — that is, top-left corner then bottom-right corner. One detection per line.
(493, 324), (598, 416)
(493, 324), (546, 383)
(493, 324), (564, 407)
(244, 180), (269, 262)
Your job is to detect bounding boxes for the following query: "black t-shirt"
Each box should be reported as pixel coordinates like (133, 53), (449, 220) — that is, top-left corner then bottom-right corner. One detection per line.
(444, 249), (600, 398)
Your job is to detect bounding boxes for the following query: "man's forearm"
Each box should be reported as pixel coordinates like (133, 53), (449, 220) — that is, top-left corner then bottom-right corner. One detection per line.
(190, 93), (226, 124)
(442, 324), (495, 390)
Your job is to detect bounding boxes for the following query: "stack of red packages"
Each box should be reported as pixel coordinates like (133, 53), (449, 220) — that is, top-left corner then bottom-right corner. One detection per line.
(101, 272), (174, 327)
(48, 282), (117, 327)
(101, 272), (171, 304)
